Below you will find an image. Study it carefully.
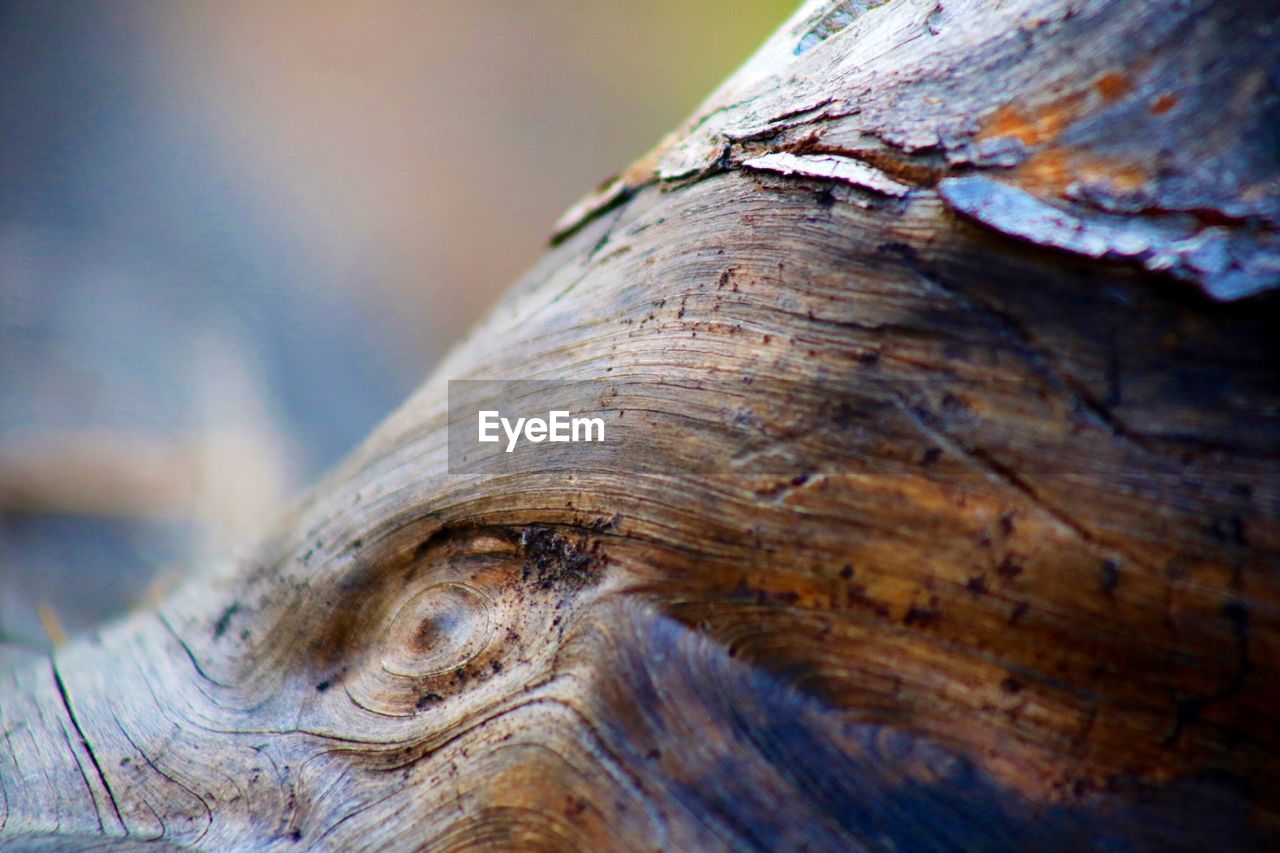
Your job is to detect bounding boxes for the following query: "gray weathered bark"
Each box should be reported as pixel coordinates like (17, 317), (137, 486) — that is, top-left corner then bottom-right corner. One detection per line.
(3, 0), (1278, 848)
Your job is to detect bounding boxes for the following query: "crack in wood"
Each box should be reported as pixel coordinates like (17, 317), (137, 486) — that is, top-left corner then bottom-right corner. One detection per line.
(50, 661), (125, 836)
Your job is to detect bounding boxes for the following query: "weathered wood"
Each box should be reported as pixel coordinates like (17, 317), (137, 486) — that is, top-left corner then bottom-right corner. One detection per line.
(3, 0), (1278, 848)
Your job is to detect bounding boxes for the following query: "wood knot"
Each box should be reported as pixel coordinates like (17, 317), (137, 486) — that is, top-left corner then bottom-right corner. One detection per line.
(381, 583), (493, 678)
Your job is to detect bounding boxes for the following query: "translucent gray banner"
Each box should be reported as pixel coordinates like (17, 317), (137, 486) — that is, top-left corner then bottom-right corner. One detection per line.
(447, 378), (1278, 510)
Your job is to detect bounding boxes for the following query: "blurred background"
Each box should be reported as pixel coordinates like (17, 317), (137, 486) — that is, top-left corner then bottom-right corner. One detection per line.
(0, 0), (792, 648)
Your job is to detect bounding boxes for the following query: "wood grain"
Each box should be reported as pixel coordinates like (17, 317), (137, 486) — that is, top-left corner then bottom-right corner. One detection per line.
(3, 0), (1278, 847)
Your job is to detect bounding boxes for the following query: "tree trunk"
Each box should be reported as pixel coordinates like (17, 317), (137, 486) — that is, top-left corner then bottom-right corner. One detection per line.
(3, 0), (1278, 848)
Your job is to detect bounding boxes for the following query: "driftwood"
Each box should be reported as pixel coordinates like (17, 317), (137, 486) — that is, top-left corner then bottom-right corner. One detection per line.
(3, 0), (1279, 848)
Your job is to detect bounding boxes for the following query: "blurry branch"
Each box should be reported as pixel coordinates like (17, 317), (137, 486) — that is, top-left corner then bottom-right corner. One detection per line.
(0, 429), (202, 519)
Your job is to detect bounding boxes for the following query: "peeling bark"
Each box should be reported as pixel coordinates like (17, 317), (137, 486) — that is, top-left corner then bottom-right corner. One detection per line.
(3, 0), (1279, 848)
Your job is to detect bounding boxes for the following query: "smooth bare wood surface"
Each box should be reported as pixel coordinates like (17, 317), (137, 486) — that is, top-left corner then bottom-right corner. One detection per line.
(3, 0), (1278, 848)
